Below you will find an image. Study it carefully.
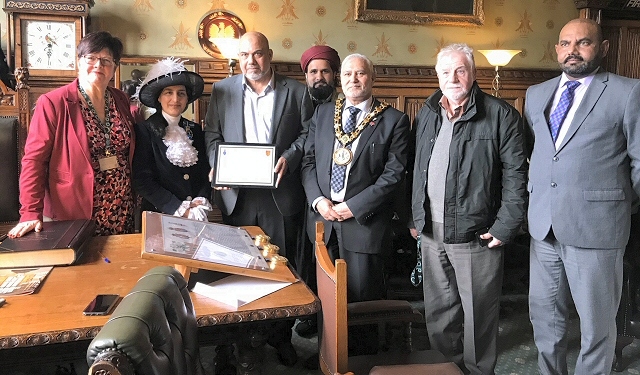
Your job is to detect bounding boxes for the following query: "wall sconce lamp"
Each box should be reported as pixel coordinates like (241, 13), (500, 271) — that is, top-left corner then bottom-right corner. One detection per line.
(211, 37), (240, 77)
(477, 49), (521, 97)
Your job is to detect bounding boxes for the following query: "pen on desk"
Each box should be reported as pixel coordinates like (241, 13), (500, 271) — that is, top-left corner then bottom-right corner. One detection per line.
(97, 250), (111, 263)
(0, 233), (7, 242)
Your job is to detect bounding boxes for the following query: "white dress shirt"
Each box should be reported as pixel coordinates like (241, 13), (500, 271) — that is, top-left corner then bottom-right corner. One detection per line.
(243, 74), (275, 144)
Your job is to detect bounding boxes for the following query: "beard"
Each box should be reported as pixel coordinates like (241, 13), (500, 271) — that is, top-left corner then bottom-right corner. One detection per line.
(560, 53), (602, 77)
(244, 68), (269, 81)
(442, 86), (470, 103)
(308, 84), (335, 102)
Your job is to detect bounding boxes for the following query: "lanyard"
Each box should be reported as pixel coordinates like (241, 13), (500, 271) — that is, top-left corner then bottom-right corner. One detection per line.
(78, 84), (113, 155)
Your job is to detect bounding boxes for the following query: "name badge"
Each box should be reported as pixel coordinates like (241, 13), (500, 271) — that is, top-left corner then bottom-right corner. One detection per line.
(98, 155), (118, 171)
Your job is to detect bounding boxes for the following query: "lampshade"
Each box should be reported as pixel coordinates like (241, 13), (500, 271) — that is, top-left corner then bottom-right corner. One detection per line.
(211, 37), (240, 60)
(477, 49), (522, 67)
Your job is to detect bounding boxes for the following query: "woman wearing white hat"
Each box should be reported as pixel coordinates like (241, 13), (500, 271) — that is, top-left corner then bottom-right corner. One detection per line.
(132, 57), (211, 220)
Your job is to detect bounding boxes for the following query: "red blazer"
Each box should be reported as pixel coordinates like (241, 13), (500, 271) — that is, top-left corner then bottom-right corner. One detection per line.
(19, 79), (136, 222)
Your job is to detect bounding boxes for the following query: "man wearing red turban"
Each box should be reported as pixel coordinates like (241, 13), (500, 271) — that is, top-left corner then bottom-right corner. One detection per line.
(295, 45), (341, 340)
(300, 45), (341, 107)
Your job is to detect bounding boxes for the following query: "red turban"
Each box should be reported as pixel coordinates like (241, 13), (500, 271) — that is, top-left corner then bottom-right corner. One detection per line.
(300, 45), (340, 73)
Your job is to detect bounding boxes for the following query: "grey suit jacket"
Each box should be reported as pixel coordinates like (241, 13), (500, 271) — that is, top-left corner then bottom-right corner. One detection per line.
(301, 99), (411, 254)
(524, 70), (640, 249)
(204, 73), (314, 216)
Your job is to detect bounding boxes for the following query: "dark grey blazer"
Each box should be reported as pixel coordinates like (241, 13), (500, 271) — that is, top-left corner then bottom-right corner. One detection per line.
(204, 73), (313, 217)
(524, 70), (640, 249)
(301, 99), (411, 254)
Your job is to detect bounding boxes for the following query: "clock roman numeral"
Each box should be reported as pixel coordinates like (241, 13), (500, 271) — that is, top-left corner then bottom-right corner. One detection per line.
(28, 51), (35, 57)
(36, 57), (42, 63)
(46, 24), (51, 30)
(63, 52), (69, 58)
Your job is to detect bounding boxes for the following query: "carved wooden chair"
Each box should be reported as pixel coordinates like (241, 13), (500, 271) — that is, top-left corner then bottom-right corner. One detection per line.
(86, 266), (204, 375)
(314, 221), (463, 375)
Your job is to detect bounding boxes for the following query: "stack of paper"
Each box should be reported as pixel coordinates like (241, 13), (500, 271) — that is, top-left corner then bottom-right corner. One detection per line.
(192, 274), (292, 310)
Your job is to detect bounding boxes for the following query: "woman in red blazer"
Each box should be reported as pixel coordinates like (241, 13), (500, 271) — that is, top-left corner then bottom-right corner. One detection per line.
(8, 31), (137, 238)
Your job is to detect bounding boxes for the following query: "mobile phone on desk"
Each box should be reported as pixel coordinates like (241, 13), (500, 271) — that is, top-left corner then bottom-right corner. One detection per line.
(475, 227), (492, 248)
(82, 294), (119, 316)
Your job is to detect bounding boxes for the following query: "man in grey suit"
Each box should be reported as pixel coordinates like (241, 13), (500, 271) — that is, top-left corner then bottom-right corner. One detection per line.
(204, 31), (313, 366)
(525, 18), (640, 375)
(410, 43), (527, 374)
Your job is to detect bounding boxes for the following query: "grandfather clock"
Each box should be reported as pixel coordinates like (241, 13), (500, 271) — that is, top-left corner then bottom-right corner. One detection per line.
(4, 0), (91, 79)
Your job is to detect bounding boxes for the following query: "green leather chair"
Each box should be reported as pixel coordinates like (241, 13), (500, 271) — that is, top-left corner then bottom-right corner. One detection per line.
(86, 266), (204, 375)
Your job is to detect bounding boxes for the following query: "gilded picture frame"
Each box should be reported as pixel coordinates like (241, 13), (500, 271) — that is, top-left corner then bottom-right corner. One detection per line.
(355, 0), (484, 26)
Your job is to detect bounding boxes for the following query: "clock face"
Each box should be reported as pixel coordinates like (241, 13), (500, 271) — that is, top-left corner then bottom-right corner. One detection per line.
(22, 20), (77, 71)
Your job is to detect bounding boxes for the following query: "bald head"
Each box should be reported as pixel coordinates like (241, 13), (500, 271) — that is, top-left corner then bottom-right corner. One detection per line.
(240, 31), (270, 50)
(238, 31), (273, 83)
(561, 18), (604, 44)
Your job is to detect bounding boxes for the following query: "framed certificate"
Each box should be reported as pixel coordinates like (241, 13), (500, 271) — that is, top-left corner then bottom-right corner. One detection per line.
(213, 143), (277, 188)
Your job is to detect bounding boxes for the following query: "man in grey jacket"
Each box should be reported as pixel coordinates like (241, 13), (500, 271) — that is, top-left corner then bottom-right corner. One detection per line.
(204, 31), (313, 367)
(410, 43), (527, 374)
(525, 18), (640, 375)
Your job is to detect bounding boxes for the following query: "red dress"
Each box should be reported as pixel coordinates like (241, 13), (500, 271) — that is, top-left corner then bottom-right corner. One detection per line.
(80, 94), (135, 235)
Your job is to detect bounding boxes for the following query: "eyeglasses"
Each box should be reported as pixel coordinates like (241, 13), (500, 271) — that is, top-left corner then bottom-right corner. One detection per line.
(82, 55), (116, 67)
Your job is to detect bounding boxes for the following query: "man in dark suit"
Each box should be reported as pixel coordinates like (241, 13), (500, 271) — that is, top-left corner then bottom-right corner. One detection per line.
(204, 31), (313, 366)
(524, 18), (640, 374)
(294, 44), (342, 338)
(301, 53), (410, 310)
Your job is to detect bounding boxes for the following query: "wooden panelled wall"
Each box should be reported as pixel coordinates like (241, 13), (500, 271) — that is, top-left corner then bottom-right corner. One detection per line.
(602, 19), (640, 79)
(27, 55), (563, 128)
(190, 58), (560, 124)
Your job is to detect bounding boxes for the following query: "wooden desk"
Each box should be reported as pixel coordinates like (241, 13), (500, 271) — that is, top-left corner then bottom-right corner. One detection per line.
(0, 233), (319, 355)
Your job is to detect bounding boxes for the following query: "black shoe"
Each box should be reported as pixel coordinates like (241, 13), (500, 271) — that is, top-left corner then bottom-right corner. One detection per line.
(275, 342), (298, 366)
(303, 352), (319, 370)
(295, 318), (318, 337)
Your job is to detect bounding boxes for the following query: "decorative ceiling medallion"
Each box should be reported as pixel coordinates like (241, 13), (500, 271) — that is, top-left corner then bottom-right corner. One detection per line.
(198, 10), (246, 59)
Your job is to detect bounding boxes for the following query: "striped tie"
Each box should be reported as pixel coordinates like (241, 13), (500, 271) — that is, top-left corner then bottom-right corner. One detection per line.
(330, 106), (360, 193)
(549, 80), (580, 143)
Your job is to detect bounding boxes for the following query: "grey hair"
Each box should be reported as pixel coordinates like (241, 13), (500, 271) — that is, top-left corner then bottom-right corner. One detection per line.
(436, 43), (475, 72)
(342, 53), (375, 76)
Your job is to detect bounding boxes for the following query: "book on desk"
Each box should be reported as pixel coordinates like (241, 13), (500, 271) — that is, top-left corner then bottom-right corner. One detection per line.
(0, 219), (95, 268)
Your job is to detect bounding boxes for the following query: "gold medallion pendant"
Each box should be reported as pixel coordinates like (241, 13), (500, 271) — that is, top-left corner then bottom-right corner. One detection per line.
(333, 147), (353, 166)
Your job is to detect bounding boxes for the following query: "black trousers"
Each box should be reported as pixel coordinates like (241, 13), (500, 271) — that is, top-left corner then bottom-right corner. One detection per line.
(223, 188), (302, 262)
(327, 224), (386, 355)
(222, 188), (302, 346)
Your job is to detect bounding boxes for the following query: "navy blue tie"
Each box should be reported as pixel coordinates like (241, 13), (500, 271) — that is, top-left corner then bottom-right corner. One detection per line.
(330, 106), (360, 193)
(549, 80), (580, 143)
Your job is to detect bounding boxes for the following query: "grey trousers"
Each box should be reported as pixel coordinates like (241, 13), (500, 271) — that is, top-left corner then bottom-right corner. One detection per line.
(421, 222), (504, 375)
(529, 235), (624, 375)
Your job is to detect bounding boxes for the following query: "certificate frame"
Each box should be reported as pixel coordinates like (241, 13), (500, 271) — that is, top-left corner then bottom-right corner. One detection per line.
(213, 142), (277, 188)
